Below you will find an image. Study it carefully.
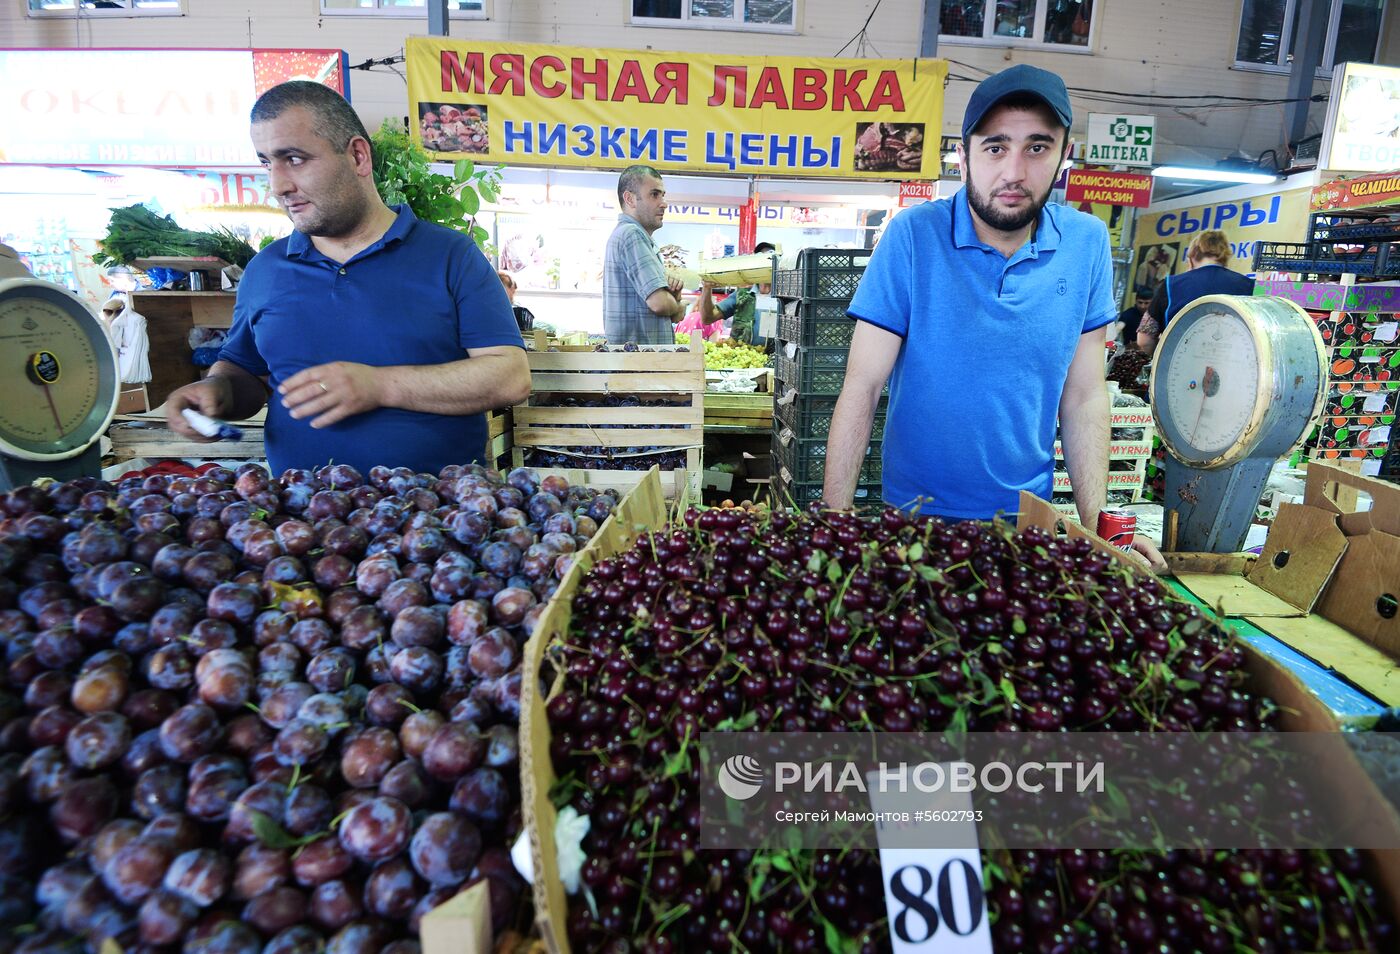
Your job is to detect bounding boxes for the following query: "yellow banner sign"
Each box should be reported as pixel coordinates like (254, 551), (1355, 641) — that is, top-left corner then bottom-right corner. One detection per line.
(405, 38), (947, 179)
(1128, 188), (1310, 304)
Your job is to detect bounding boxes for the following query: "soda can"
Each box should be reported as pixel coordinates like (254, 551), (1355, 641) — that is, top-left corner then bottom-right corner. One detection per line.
(1097, 508), (1136, 552)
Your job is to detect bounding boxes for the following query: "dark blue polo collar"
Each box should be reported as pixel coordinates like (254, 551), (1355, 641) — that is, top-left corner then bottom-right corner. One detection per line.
(950, 187), (1063, 259)
(285, 204), (418, 263)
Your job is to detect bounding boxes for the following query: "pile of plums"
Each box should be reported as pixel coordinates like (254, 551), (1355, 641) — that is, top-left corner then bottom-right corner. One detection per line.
(0, 461), (614, 954)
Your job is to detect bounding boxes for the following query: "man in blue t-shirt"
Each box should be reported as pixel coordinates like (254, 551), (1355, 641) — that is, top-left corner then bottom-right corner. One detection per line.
(823, 64), (1162, 569)
(164, 81), (529, 476)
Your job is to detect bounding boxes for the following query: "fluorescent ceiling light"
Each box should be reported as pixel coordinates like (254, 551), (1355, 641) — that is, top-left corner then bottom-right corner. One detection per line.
(1151, 165), (1278, 184)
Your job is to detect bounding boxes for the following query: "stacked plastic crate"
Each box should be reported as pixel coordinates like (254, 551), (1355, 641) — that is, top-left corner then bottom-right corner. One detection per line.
(770, 248), (887, 509)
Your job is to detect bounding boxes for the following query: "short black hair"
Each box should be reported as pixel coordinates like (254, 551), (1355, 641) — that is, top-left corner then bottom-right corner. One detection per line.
(250, 81), (370, 154)
(754, 242), (776, 254)
(617, 164), (662, 206)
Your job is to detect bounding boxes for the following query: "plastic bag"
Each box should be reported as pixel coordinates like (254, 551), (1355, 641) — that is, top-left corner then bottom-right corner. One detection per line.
(109, 307), (152, 384)
(144, 267), (186, 290)
(188, 327), (228, 350)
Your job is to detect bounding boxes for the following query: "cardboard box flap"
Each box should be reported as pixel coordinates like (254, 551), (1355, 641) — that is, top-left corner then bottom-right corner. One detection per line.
(1304, 460), (1400, 538)
(1172, 572), (1305, 617)
(418, 878), (491, 954)
(1244, 613), (1400, 707)
(1164, 503), (1346, 617)
(1243, 503), (1348, 613)
(1316, 529), (1400, 659)
(1016, 493), (1140, 569)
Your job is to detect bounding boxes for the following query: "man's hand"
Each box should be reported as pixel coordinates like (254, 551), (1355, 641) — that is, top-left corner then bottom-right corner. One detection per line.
(279, 362), (385, 429)
(165, 377), (234, 441)
(667, 276), (685, 296)
(1129, 536), (1167, 574)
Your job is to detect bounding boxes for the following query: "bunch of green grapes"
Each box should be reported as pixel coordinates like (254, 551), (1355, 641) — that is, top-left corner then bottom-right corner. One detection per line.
(703, 339), (769, 369)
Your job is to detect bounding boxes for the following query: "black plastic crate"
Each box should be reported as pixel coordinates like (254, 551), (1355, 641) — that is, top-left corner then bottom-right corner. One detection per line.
(773, 425), (882, 485)
(1380, 441), (1400, 482)
(1253, 242), (1310, 266)
(774, 247), (870, 301)
(774, 347), (851, 395)
(773, 392), (888, 439)
(772, 474), (883, 510)
(1256, 256), (1390, 278)
(777, 300), (857, 349)
(1313, 221), (1400, 243)
(1256, 240), (1400, 278)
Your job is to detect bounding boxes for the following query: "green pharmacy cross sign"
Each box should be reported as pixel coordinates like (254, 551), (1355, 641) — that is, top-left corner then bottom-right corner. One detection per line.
(1087, 113), (1156, 167)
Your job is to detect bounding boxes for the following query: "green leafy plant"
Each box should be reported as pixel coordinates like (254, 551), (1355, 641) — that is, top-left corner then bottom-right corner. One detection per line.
(371, 119), (500, 250)
(91, 204), (255, 268)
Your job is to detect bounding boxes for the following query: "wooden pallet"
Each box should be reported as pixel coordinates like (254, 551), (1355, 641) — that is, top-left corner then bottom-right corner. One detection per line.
(510, 343), (705, 499)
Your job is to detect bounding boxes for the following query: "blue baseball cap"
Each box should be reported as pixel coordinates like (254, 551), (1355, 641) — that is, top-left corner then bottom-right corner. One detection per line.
(962, 64), (1073, 140)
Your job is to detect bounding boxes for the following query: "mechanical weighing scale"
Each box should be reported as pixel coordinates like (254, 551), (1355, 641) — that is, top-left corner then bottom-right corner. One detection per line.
(1150, 294), (1328, 553)
(0, 276), (121, 492)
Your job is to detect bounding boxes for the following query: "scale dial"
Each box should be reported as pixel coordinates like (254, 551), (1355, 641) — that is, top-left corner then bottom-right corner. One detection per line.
(0, 278), (120, 462)
(1161, 309), (1261, 461)
(1151, 294), (1326, 470)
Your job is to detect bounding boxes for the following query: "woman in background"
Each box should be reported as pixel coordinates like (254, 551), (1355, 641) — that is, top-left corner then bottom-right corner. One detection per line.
(496, 270), (536, 333)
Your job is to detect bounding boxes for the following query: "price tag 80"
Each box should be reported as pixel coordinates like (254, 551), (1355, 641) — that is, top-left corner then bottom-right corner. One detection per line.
(867, 767), (993, 953)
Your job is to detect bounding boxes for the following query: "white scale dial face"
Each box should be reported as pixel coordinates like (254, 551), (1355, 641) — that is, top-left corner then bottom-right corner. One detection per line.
(0, 295), (104, 453)
(1163, 309), (1260, 459)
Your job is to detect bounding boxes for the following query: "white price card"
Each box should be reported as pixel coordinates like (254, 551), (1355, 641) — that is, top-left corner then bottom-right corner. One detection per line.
(1365, 425), (1391, 445)
(1375, 321), (1399, 343)
(1364, 392), (1391, 413)
(1363, 459), (1382, 476)
(867, 767), (993, 954)
(759, 310), (778, 338)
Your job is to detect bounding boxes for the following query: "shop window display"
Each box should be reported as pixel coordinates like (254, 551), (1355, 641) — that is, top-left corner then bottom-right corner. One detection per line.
(1235, 0), (1385, 72)
(27, 0), (181, 14)
(938, 0), (1092, 46)
(632, 0), (795, 28)
(319, 0), (486, 14)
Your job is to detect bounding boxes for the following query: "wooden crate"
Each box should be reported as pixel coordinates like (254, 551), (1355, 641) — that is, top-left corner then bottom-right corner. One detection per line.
(486, 408), (513, 472)
(527, 329), (594, 352)
(703, 391), (773, 428)
(107, 421), (265, 461)
(520, 470), (672, 954)
(510, 344), (705, 499)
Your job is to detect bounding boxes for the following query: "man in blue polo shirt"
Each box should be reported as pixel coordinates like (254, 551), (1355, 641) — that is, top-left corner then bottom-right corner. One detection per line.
(164, 81), (529, 476)
(823, 65), (1163, 569)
